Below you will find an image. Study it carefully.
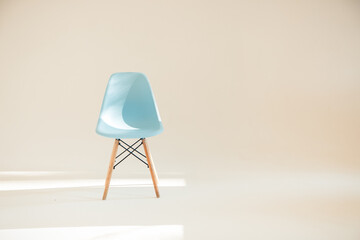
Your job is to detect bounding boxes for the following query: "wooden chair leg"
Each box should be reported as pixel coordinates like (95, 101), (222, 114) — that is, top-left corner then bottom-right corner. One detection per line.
(142, 138), (160, 198)
(102, 139), (119, 200)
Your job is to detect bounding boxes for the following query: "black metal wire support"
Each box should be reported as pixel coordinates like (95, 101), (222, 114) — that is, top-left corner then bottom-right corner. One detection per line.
(113, 138), (149, 169)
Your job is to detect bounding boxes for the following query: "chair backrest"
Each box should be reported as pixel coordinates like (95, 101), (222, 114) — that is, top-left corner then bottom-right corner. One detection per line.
(96, 72), (163, 131)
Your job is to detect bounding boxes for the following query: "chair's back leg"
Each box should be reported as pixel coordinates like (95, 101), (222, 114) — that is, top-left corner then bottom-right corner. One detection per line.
(102, 139), (119, 200)
(142, 138), (160, 198)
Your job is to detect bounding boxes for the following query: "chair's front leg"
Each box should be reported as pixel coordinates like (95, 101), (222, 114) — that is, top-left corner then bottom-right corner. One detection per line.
(102, 139), (119, 200)
(142, 138), (160, 198)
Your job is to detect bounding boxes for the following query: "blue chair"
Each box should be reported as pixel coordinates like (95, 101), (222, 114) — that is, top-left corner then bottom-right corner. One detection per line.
(96, 72), (164, 200)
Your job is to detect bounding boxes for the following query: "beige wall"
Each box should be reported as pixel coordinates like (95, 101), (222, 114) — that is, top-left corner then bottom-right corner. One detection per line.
(0, 0), (359, 175)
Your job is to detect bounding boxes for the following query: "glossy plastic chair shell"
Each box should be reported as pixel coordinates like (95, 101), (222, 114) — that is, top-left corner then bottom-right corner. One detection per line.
(96, 72), (163, 139)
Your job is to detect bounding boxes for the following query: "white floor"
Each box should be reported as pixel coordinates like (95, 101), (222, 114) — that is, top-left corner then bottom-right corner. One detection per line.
(0, 169), (360, 239)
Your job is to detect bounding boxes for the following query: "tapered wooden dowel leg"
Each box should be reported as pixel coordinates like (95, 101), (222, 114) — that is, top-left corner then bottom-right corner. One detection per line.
(142, 138), (160, 198)
(102, 139), (119, 200)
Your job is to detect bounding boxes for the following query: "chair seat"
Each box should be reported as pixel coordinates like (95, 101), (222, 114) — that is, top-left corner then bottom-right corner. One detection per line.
(96, 72), (163, 139)
(96, 119), (163, 139)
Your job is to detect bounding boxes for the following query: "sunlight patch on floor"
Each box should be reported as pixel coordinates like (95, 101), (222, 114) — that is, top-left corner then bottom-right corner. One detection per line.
(0, 178), (186, 191)
(0, 171), (69, 177)
(0, 225), (184, 240)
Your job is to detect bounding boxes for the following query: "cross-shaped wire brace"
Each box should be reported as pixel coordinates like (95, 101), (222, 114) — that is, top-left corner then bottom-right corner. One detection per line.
(113, 138), (149, 169)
